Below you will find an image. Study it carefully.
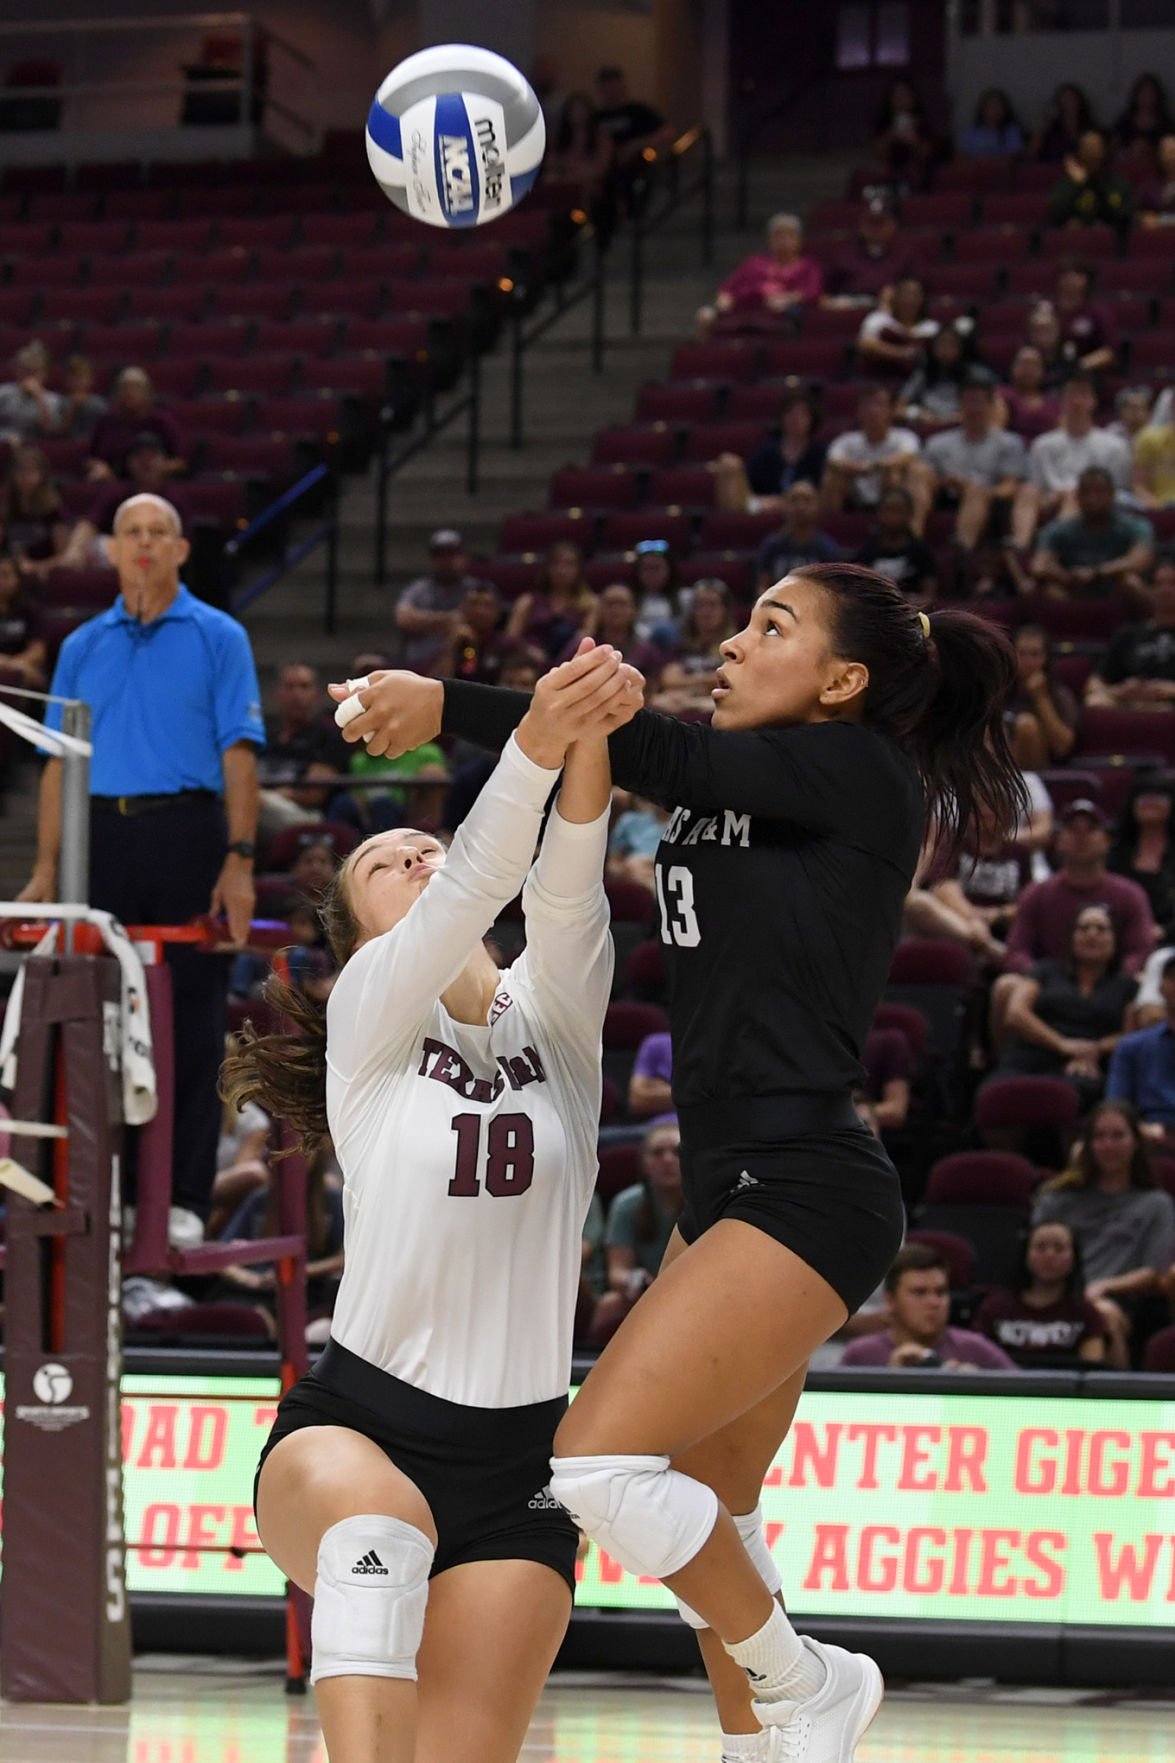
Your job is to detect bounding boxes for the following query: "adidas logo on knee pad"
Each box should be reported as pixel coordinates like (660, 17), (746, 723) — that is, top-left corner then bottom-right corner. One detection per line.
(351, 1550), (389, 1575)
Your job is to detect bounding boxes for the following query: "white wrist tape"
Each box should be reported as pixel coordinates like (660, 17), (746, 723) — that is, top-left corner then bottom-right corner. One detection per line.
(309, 1513), (434, 1685)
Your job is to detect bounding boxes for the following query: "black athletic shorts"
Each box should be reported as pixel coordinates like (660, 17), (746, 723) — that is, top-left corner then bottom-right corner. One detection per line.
(675, 1093), (906, 1314)
(254, 1339), (579, 1594)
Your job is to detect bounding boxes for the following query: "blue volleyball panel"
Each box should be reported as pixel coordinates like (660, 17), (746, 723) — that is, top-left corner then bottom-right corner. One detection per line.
(432, 92), (481, 227)
(509, 165), (542, 207)
(366, 99), (403, 164)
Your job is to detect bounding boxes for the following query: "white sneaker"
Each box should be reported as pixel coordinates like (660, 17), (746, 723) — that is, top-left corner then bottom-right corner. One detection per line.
(753, 1638), (883, 1762)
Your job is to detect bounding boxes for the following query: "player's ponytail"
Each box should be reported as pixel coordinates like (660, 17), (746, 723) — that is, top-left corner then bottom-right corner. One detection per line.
(219, 867), (362, 1154)
(795, 563), (1028, 857)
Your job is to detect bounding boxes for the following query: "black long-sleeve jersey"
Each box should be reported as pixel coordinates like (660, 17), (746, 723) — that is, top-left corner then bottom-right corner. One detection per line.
(442, 683), (926, 1105)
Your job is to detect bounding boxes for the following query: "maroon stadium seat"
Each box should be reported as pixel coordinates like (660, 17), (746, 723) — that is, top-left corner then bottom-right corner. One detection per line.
(904, 1229), (976, 1292)
(257, 246), (341, 286)
(623, 939), (667, 1000)
(979, 192), (1048, 227)
(72, 321), (167, 361)
(105, 191), (172, 223)
(124, 285), (208, 323)
(1130, 334), (1175, 375)
(300, 354), (390, 405)
(637, 382), (724, 423)
(902, 192), (976, 231)
(601, 510), (693, 553)
(952, 227), (1032, 263)
(38, 568), (118, 612)
(1142, 1324), (1175, 1373)
(1039, 225), (1118, 260)
(0, 221), (55, 256)
(596, 1144), (643, 1206)
(646, 466), (717, 508)
(198, 434), (299, 482)
(1038, 770), (1103, 816)
(699, 510), (778, 549)
(57, 220), (131, 255)
(548, 465), (636, 509)
(144, 359), (205, 399)
(170, 319), (254, 357)
(142, 218), (215, 252)
(1077, 707), (1175, 763)
(499, 511), (593, 553)
(763, 338), (851, 380)
(604, 1001), (669, 1046)
(888, 940), (975, 987)
(28, 191), (102, 223)
(682, 422), (767, 462)
(10, 253), (89, 289)
(682, 551), (754, 597)
(973, 1076), (1079, 1137)
(1098, 259), (1173, 296)
(300, 212), (386, 250)
(593, 425), (678, 466)
(476, 555), (544, 600)
(186, 397), (251, 436)
(341, 318), (433, 359)
(264, 820), (359, 871)
(170, 247), (255, 285)
(726, 382), (800, 421)
(180, 480), (249, 532)
(871, 1001), (929, 1058)
(924, 1152), (1038, 1207)
(603, 880), (655, 923)
(249, 394), (349, 443)
(252, 317), (343, 358)
(212, 283), (298, 322)
(670, 342), (760, 383)
(923, 263), (1002, 302)
(583, 553), (638, 590)
(218, 214), (298, 251)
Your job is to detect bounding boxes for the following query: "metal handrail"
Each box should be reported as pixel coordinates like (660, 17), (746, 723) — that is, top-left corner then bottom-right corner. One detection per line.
(227, 461), (340, 632)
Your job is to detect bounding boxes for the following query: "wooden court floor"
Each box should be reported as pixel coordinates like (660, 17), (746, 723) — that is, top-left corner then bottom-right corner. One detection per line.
(1, 1664), (1173, 1763)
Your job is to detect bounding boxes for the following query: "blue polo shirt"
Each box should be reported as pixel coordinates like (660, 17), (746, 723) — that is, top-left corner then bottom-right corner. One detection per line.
(44, 586), (265, 796)
(1106, 1021), (1175, 1125)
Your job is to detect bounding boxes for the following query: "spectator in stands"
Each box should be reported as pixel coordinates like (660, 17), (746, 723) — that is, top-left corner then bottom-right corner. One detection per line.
(283, 833), (342, 901)
(871, 78), (936, 185)
(344, 721), (449, 833)
(973, 1222), (1108, 1366)
(861, 1024), (913, 1131)
(58, 433), (189, 571)
(503, 540), (597, 664)
(628, 1027), (673, 1119)
(992, 802), (1156, 1056)
(675, 578), (737, 675)
(852, 485), (938, 601)
(649, 657), (711, 717)
(591, 64), (673, 226)
(219, 1145), (345, 1314)
(856, 276), (937, 380)
(997, 345), (1061, 443)
(0, 342), (64, 444)
(898, 320), (976, 431)
(1021, 302), (1072, 391)
(924, 371), (1028, 554)
(823, 383), (930, 532)
(0, 445), (67, 578)
(932, 805), (1036, 950)
(1047, 130), (1133, 235)
(549, 91), (613, 205)
(441, 583), (509, 685)
(756, 480), (842, 588)
(1109, 386), (1154, 457)
(557, 581), (667, 681)
(1034, 1099), (1175, 1366)
(696, 213), (822, 339)
(1112, 72), (1172, 168)
(395, 528), (491, 677)
(1107, 777), (1175, 936)
(0, 550), (46, 687)
(1032, 82), (1097, 162)
(1010, 374), (1132, 556)
(1052, 260), (1118, 376)
(1031, 465), (1155, 601)
(962, 86), (1025, 158)
(1133, 395), (1175, 508)
(630, 538), (680, 639)
(591, 1118), (683, 1346)
(1138, 131), (1175, 225)
(86, 367), (184, 481)
(60, 354), (107, 441)
(824, 194), (918, 301)
(1009, 624), (1078, 765)
(714, 386), (827, 515)
(841, 1244), (1016, 1369)
(996, 903), (1136, 1104)
(209, 1083), (270, 1239)
(255, 660), (346, 838)
(1107, 953), (1175, 1135)
(609, 794), (670, 892)
(530, 53), (565, 132)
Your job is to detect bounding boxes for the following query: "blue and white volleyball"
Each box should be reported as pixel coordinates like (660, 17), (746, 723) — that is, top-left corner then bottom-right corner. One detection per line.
(365, 44), (546, 230)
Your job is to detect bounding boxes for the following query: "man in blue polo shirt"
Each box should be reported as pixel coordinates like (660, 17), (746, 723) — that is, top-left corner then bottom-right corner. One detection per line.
(1107, 954), (1175, 1141)
(20, 491), (265, 1244)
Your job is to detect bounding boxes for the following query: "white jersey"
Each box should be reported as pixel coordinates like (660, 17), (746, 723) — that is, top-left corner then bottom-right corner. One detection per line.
(327, 735), (613, 1408)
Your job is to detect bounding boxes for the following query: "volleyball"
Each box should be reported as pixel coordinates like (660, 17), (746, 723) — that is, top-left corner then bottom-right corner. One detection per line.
(365, 44), (546, 230)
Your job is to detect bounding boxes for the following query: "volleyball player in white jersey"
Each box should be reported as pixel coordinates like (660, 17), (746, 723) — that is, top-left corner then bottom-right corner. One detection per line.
(222, 644), (640, 1763)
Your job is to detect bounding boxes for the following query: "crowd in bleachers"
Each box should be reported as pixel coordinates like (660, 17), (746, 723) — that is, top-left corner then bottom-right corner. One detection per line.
(4, 67), (1175, 1371)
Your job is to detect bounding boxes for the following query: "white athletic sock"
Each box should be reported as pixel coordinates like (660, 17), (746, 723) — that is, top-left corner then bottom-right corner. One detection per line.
(721, 1730), (772, 1761)
(725, 1604), (825, 1704)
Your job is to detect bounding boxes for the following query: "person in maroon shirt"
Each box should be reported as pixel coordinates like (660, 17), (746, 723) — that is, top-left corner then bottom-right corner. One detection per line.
(58, 434), (190, 569)
(86, 367), (185, 482)
(1053, 260), (1118, 376)
(860, 1025), (913, 1130)
(991, 797), (1157, 1046)
(841, 1244), (1017, 1368)
(974, 1220), (1107, 1365)
(998, 346), (1062, 444)
(824, 197), (919, 302)
(442, 583), (511, 685)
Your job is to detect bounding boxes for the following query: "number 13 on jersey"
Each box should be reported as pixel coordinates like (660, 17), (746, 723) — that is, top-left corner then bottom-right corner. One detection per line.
(656, 863), (701, 947)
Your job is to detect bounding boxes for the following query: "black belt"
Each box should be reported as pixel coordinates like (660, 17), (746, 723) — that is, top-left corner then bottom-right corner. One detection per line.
(91, 789), (217, 817)
(677, 1091), (861, 1147)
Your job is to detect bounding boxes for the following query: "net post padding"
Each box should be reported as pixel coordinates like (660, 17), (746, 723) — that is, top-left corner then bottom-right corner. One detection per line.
(1, 954), (132, 1704)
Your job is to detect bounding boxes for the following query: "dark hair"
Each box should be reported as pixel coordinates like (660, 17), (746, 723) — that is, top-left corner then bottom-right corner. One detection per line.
(858, 381), (894, 407)
(3, 446), (62, 523)
(792, 563), (1028, 857)
(633, 539), (679, 597)
(1062, 369), (1098, 397)
(635, 1121), (681, 1242)
(1110, 771), (1175, 870)
(921, 326), (974, 388)
(1056, 255), (1092, 287)
(1013, 622), (1053, 667)
(1116, 72), (1171, 137)
(873, 78), (926, 134)
(1162, 953), (1175, 984)
(596, 64), (623, 83)
(779, 386), (819, 431)
(680, 579), (737, 653)
(1077, 465), (1115, 492)
(1047, 1098), (1156, 1193)
(1014, 1219), (1086, 1302)
(1052, 82), (1095, 133)
(884, 1241), (947, 1294)
(973, 86), (1020, 132)
(220, 867), (362, 1153)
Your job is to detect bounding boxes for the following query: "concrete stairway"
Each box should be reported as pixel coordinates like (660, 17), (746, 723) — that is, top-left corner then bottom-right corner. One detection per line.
(0, 151), (856, 899)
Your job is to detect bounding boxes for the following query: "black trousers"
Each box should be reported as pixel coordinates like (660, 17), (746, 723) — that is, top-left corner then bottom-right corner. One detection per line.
(89, 795), (228, 1219)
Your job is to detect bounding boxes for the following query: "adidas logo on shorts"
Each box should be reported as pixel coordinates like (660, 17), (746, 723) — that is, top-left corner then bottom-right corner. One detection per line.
(352, 1550), (389, 1575)
(528, 1484), (563, 1510)
(734, 1170), (760, 1191)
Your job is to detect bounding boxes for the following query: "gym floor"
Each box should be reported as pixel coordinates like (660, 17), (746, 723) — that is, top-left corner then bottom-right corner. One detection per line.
(0, 1664), (1171, 1763)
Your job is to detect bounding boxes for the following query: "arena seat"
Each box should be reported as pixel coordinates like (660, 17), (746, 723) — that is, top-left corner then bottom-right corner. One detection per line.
(889, 940), (975, 988)
(263, 820), (359, 871)
(499, 510), (592, 553)
(623, 939), (667, 1002)
(637, 382), (725, 424)
(872, 1001), (930, 1059)
(601, 510), (694, 553)
(974, 1076), (1079, 1168)
(593, 425), (678, 466)
(602, 1002), (670, 1108)
(916, 1154), (1036, 1288)
(682, 421), (767, 462)
(1141, 1324), (1175, 1372)
(1077, 708), (1175, 764)
(548, 466), (637, 510)
(647, 466), (717, 508)
(596, 1143), (643, 1206)
(924, 1151), (1038, 1207)
(671, 341), (760, 383)
(905, 1229), (976, 1294)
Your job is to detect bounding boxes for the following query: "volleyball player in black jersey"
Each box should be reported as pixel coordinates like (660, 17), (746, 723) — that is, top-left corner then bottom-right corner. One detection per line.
(333, 563), (1025, 1763)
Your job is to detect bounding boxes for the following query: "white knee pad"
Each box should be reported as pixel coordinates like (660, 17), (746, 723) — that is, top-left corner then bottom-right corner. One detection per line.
(675, 1505), (781, 1629)
(310, 1513), (434, 1687)
(549, 1453), (718, 1582)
